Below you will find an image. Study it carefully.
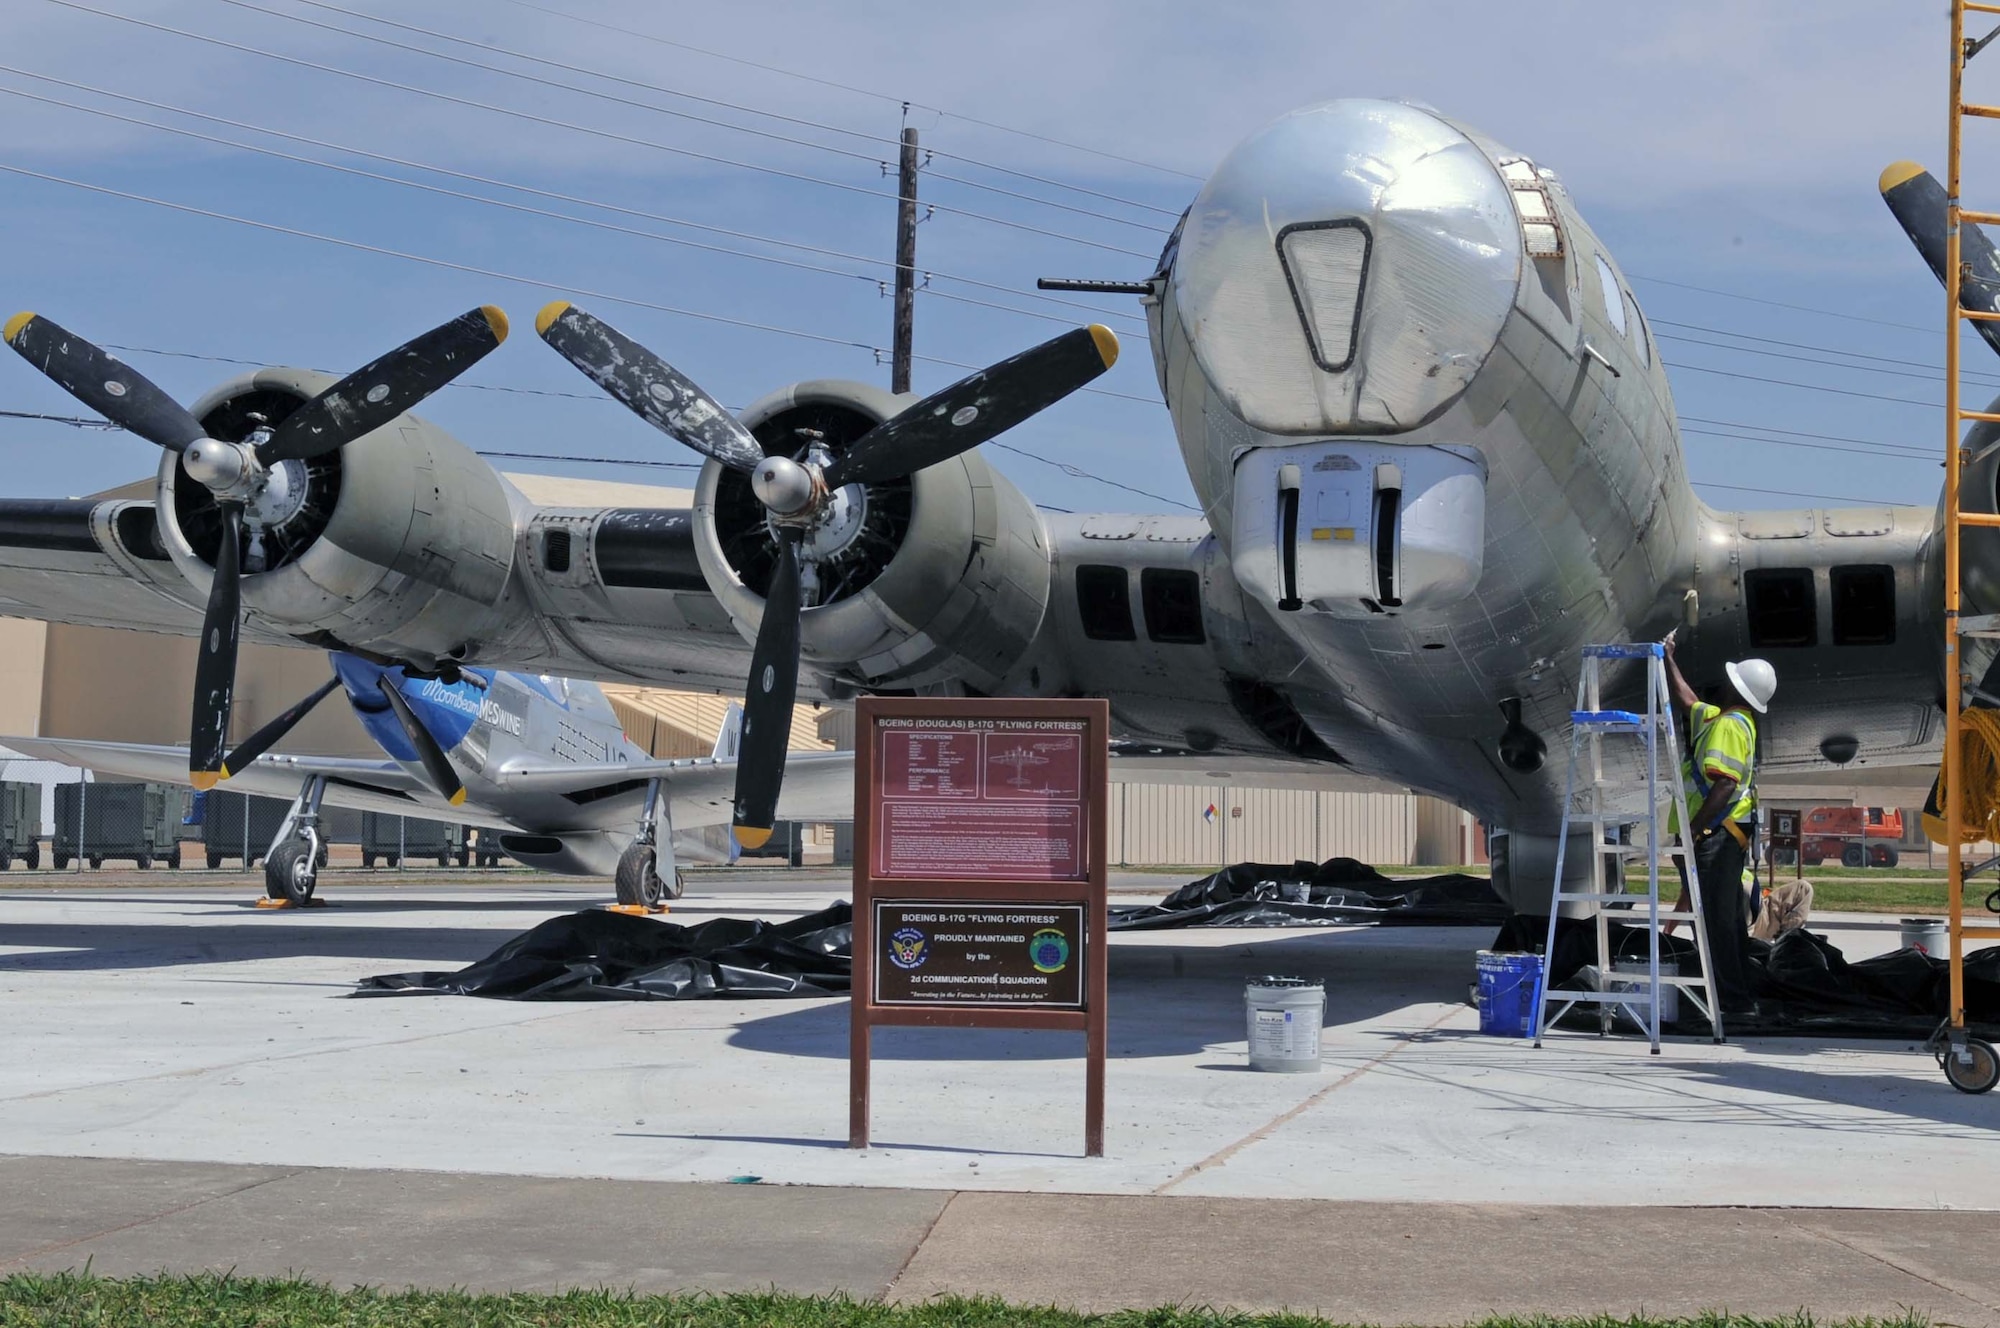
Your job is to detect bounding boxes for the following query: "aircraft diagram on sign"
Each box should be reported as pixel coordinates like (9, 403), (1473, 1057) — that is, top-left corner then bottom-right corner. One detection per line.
(0, 99), (1976, 906)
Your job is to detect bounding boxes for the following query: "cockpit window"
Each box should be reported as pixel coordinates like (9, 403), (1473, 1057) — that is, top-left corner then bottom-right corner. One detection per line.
(1594, 255), (1627, 336)
(1627, 291), (1652, 367)
(1153, 207), (1189, 281)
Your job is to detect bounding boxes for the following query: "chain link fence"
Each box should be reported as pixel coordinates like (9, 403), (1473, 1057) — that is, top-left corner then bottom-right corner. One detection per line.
(0, 778), (505, 871)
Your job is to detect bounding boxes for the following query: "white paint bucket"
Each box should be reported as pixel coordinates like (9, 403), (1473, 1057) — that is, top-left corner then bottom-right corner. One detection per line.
(1901, 917), (1947, 958)
(1610, 959), (1679, 1026)
(1245, 976), (1324, 1072)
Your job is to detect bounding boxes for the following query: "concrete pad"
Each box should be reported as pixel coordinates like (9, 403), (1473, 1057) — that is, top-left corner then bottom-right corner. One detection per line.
(0, 880), (1992, 1209)
(891, 1192), (2000, 1324)
(0, 1157), (948, 1296)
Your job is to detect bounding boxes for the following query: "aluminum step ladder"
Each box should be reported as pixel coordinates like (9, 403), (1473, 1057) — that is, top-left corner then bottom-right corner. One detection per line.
(1532, 642), (1724, 1052)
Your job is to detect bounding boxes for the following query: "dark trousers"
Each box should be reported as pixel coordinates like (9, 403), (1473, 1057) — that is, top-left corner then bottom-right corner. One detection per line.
(1677, 831), (1755, 1011)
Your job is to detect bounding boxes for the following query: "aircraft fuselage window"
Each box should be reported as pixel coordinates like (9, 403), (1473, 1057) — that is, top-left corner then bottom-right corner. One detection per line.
(1141, 568), (1207, 645)
(1075, 564), (1136, 641)
(1744, 568), (1817, 648)
(1830, 564), (1896, 645)
(1594, 254), (1627, 336)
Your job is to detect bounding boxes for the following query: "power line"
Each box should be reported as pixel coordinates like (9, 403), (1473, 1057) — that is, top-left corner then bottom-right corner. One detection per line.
(0, 160), (894, 356)
(0, 66), (1140, 328)
(1657, 329), (1983, 389)
(1694, 479), (1921, 507)
(44, 0), (1158, 260)
(1656, 317), (2000, 388)
(491, 0), (1206, 183)
(0, 82), (1127, 334)
(1679, 426), (1937, 462)
(1678, 415), (1932, 454)
(1630, 272), (1939, 337)
(1666, 358), (1937, 409)
(247, 0), (1183, 224)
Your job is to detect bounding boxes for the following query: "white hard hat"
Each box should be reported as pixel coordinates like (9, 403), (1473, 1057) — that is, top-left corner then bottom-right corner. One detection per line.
(1726, 658), (1776, 713)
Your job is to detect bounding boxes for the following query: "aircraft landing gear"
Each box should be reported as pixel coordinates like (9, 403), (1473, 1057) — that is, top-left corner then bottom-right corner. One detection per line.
(263, 774), (327, 907)
(614, 778), (681, 911)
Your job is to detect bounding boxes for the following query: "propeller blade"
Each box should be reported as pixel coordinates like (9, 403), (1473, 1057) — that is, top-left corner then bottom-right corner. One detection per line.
(1880, 161), (2000, 359)
(3, 312), (207, 452)
(256, 306), (510, 465)
(535, 301), (766, 472)
(822, 324), (1118, 490)
(220, 676), (341, 778)
(376, 674), (467, 807)
(731, 530), (802, 849)
(190, 503), (244, 789)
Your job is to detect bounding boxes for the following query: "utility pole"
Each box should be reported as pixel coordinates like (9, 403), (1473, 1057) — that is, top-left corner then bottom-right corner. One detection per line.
(892, 125), (919, 394)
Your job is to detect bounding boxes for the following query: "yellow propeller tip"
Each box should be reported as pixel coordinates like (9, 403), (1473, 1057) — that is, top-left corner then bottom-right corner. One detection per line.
(478, 305), (510, 343)
(190, 771), (221, 791)
(1880, 160), (1927, 194)
(448, 789), (467, 807)
(218, 764), (232, 780)
(2, 311), (35, 346)
(1087, 323), (1119, 369)
(732, 825), (772, 850)
(535, 300), (573, 337)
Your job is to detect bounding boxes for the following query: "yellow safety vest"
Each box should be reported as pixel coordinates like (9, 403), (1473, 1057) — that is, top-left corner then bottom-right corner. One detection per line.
(1674, 702), (1758, 833)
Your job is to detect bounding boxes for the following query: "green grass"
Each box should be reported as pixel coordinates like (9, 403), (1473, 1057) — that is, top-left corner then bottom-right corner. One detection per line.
(0, 1272), (1936, 1328)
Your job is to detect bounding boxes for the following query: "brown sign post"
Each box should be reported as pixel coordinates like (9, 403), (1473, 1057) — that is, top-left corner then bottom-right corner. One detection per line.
(850, 697), (1109, 1155)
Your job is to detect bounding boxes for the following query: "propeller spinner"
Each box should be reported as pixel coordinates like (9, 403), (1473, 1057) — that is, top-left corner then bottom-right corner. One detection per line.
(535, 300), (1118, 846)
(4, 306), (509, 787)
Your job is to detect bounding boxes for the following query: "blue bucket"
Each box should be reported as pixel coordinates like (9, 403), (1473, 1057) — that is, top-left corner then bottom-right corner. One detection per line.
(1476, 950), (1543, 1038)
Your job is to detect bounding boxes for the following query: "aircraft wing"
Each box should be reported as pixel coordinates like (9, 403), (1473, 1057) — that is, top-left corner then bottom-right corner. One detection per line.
(0, 736), (514, 829)
(486, 749), (854, 830)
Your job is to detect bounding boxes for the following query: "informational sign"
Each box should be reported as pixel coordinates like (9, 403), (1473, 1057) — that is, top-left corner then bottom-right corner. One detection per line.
(1770, 808), (1801, 852)
(872, 717), (1088, 882)
(873, 901), (1086, 1008)
(850, 698), (1109, 1157)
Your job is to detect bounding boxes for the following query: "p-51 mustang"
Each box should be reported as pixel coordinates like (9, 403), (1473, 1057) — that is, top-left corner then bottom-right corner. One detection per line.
(0, 99), (1984, 909)
(2, 653), (850, 906)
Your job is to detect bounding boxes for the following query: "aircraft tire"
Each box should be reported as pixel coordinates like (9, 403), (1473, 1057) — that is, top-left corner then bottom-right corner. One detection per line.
(616, 843), (663, 908)
(25, 842), (38, 870)
(267, 839), (317, 906)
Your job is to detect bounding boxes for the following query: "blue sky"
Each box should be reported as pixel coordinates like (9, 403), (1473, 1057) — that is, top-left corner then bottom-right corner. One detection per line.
(0, 1), (1984, 513)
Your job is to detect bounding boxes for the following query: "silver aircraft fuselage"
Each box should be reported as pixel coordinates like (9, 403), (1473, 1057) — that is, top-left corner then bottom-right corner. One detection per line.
(1127, 99), (1946, 838)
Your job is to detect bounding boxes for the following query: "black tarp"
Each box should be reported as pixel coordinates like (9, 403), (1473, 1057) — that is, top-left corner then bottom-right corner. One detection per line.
(357, 904), (852, 1000)
(1107, 857), (1509, 930)
(1496, 913), (2000, 1038)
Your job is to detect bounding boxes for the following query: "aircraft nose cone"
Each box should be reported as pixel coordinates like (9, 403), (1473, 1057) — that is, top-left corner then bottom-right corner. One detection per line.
(1169, 98), (1521, 435)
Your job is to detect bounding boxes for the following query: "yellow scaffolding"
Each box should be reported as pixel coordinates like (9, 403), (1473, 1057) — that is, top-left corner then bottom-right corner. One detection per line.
(1938, 0), (2000, 1091)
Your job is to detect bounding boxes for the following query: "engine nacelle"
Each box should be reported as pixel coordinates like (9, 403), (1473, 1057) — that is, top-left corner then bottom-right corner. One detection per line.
(691, 379), (1052, 693)
(157, 368), (519, 666)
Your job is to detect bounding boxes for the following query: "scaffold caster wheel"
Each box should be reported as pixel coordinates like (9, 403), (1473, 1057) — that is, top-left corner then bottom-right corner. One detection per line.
(1943, 1038), (2000, 1094)
(265, 839), (318, 907)
(615, 843), (664, 909)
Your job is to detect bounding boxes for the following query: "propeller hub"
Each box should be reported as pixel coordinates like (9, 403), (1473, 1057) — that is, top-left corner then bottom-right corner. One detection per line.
(183, 437), (251, 492)
(750, 454), (818, 515)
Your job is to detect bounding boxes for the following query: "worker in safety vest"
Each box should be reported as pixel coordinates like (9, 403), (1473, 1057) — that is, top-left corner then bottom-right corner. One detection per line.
(1662, 634), (1775, 1016)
